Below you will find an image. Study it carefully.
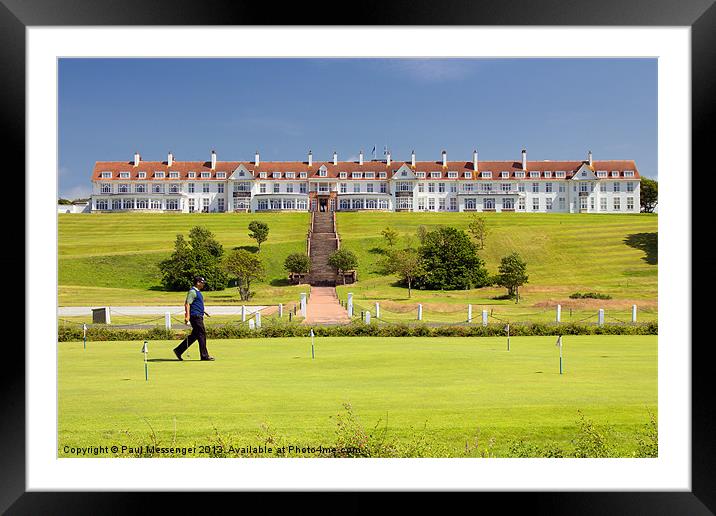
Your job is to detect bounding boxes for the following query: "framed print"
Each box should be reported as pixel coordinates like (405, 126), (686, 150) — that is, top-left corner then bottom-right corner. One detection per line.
(6, 0), (713, 512)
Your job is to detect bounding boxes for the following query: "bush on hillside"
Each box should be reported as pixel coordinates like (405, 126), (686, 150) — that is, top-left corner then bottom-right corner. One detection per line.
(569, 292), (612, 300)
(158, 226), (228, 291)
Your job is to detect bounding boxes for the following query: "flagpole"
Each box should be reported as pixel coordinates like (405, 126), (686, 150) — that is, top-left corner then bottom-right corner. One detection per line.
(311, 328), (315, 359)
(559, 335), (563, 375)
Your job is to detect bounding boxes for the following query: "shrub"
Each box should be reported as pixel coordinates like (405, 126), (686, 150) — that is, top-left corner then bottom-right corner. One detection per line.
(569, 292), (612, 300)
(248, 220), (270, 250)
(158, 226), (228, 291)
(284, 253), (311, 276)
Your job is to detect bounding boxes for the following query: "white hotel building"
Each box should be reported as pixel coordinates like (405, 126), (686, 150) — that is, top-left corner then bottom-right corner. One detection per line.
(90, 149), (641, 214)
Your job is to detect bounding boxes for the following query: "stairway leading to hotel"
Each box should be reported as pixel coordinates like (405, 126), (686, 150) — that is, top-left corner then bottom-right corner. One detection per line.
(308, 211), (339, 286)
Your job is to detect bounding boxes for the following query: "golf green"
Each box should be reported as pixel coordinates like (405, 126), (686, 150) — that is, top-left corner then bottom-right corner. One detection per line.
(58, 335), (657, 457)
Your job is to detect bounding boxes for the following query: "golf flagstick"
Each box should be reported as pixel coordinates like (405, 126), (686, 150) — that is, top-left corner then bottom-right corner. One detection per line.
(141, 341), (149, 381)
(310, 328), (315, 359)
(83, 323), (87, 351)
(556, 335), (563, 374)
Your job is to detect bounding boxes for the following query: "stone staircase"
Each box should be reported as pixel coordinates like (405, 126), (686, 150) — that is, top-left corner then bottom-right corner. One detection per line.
(308, 211), (339, 286)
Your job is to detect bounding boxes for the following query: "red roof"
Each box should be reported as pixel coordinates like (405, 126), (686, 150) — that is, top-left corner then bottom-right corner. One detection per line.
(92, 159), (640, 180)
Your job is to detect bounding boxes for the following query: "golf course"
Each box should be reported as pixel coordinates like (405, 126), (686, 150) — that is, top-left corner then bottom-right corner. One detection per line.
(58, 335), (657, 458)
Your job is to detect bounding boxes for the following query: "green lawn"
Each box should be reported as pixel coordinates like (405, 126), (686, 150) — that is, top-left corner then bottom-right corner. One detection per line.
(58, 335), (657, 458)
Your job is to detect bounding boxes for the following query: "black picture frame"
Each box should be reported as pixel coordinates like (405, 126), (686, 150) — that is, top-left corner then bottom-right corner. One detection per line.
(6, 0), (712, 512)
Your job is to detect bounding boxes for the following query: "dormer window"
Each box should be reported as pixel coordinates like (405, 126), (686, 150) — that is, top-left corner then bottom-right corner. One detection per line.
(543, 171), (552, 178)
(100, 171), (112, 179)
(447, 171), (458, 178)
(200, 172), (210, 178)
(611, 171), (620, 177)
(300, 172), (307, 178)
(285, 172), (295, 178)
(169, 171), (179, 178)
(187, 171), (196, 178)
(597, 171), (607, 177)
(529, 171), (540, 178)
(500, 171), (509, 178)
(352, 172), (362, 179)
(339, 172), (347, 179)
(624, 170), (635, 177)
(515, 171), (525, 178)
(430, 172), (441, 178)
(216, 172), (226, 179)
(272, 172), (281, 179)
(481, 172), (492, 178)
(416, 172), (426, 178)
(259, 172), (267, 178)
(379, 172), (386, 178)
(318, 170), (327, 177)
(365, 172), (375, 179)
(138, 171), (146, 179)
(154, 171), (165, 178)
(119, 172), (130, 179)
(555, 171), (566, 178)
(464, 172), (472, 179)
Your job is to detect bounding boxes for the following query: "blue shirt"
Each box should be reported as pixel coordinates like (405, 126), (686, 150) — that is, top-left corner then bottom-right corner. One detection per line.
(186, 287), (205, 317)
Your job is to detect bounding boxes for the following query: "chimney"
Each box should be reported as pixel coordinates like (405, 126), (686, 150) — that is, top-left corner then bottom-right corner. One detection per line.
(386, 150), (391, 166)
(333, 151), (338, 166)
(134, 151), (140, 167)
(167, 151), (173, 167)
(359, 150), (364, 165)
(521, 149), (527, 170)
(411, 149), (416, 167)
(588, 150), (593, 167)
(473, 149), (478, 171)
(308, 150), (313, 167)
(255, 150), (260, 167)
(442, 150), (447, 167)
(211, 149), (217, 170)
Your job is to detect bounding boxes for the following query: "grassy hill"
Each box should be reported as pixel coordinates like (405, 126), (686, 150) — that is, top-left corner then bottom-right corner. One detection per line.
(59, 212), (657, 320)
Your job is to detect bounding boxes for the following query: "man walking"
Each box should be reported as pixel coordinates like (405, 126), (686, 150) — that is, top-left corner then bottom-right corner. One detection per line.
(173, 275), (215, 361)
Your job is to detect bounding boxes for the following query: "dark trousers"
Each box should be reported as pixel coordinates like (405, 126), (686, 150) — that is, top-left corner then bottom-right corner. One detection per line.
(174, 315), (209, 359)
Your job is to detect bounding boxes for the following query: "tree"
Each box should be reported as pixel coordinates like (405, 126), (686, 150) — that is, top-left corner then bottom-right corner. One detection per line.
(158, 227), (228, 291)
(58, 198), (72, 205)
(225, 249), (265, 301)
(248, 220), (270, 250)
(381, 227), (399, 248)
(328, 248), (358, 285)
(383, 248), (424, 298)
(467, 214), (489, 249)
(413, 226), (490, 290)
(496, 252), (529, 303)
(640, 178), (658, 213)
(284, 253), (311, 283)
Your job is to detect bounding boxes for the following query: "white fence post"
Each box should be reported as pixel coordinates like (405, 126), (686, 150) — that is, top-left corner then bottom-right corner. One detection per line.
(278, 303), (283, 318)
(248, 319), (255, 330)
(632, 304), (637, 323)
(375, 302), (380, 319)
(482, 309), (488, 327)
(556, 304), (561, 323)
(598, 309), (605, 326)
(255, 311), (261, 328)
(241, 305), (246, 322)
(417, 304), (423, 321)
(165, 312), (171, 330)
(467, 304), (473, 323)
(106, 307), (112, 325)
(365, 311), (371, 325)
(347, 293), (354, 317)
(300, 293), (307, 318)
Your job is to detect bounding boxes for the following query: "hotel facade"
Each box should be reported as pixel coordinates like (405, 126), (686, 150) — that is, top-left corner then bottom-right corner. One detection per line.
(89, 149), (642, 214)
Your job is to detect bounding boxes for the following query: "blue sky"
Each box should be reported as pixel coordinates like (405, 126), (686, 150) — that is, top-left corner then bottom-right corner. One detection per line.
(58, 58), (657, 199)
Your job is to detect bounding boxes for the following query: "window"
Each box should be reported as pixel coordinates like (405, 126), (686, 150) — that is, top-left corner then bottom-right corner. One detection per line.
(380, 182), (387, 193)
(449, 183), (457, 193)
(273, 183), (280, 193)
(151, 199), (162, 210)
(613, 182), (620, 192)
(188, 199), (195, 212)
(518, 183), (525, 192)
(463, 183), (474, 193)
(152, 184), (163, 194)
(270, 199), (281, 210)
(339, 199), (350, 210)
(500, 171), (509, 178)
(123, 199), (134, 209)
(112, 199), (122, 210)
(624, 171), (635, 177)
(96, 199), (108, 210)
(188, 172), (196, 178)
(340, 172), (347, 179)
(555, 171), (566, 178)
(286, 183), (294, 193)
(169, 171), (179, 179)
(202, 198), (210, 212)
(101, 183), (112, 194)
(352, 198), (364, 210)
(260, 172), (268, 178)
(600, 197), (607, 211)
(532, 182), (539, 193)
(217, 172), (226, 179)
(300, 172), (307, 179)
(416, 172), (426, 179)
(626, 182), (635, 192)
(257, 200), (269, 211)
(439, 198), (446, 211)
(590, 197), (595, 211)
(136, 199), (148, 209)
(367, 183), (374, 193)
(418, 183), (425, 193)
(532, 198), (540, 211)
(600, 182), (607, 192)
(558, 184), (565, 193)
(597, 171), (608, 178)
(428, 198), (435, 211)
(515, 171), (526, 178)
(199, 172), (209, 179)
(365, 172), (375, 179)
(503, 198), (514, 210)
(484, 198), (495, 210)
(481, 172), (492, 178)
(397, 197), (413, 210)
(218, 183), (224, 193)
(286, 172), (295, 179)
(449, 197), (457, 211)
(559, 197), (566, 210)
(101, 172), (112, 179)
(135, 184), (146, 193)
(203, 183), (210, 193)
(546, 198), (553, 210)
(138, 172), (146, 179)
(218, 198), (225, 212)
(431, 172), (441, 179)
(166, 199), (179, 210)
(379, 172), (387, 179)
(119, 172), (130, 179)
(340, 183), (347, 194)
(480, 183), (492, 192)
(417, 198), (426, 211)
(397, 182), (412, 192)
(627, 197), (635, 210)
(169, 184), (180, 193)
(544, 171), (552, 178)
(447, 172), (458, 178)
(365, 198), (377, 209)
(580, 197), (588, 210)
(154, 171), (165, 178)
(613, 197), (621, 211)
(611, 171), (620, 177)
(260, 183), (267, 194)
(438, 183), (445, 193)
(529, 172), (540, 178)
(352, 172), (362, 179)
(580, 183), (589, 193)
(465, 198), (477, 210)
(297, 199), (308, 210)
(273, 172), (281, 179)
(318, 170), (327, 177)
(284, 199), (295, 210)
(545, 182), (553, 193)
(353, 183), (360, 193)
(299, 183), (307, 194)
(428, 183), (435, 193)
(502, 183), (511, 192)
(518, 198), (525, 210)
(188, 183), (195, 193)
(464, 172), (472, 179)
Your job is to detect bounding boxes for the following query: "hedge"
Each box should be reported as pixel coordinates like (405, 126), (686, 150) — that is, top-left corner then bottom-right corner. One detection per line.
(58, 320), (657, 342)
